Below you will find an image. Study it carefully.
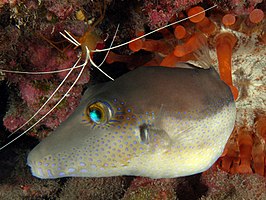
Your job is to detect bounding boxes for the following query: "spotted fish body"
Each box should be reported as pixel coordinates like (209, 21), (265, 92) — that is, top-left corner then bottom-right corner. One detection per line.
(27, 64), (236, 179)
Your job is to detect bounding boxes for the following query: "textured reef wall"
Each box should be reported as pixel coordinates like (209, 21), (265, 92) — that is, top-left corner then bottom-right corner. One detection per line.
(0, 0), (265, 199)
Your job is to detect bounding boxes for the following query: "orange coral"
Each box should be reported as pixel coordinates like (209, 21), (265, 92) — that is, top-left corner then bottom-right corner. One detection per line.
(125, 4), (263, 107)
(129, 38), (171, 55)
(218, 116), (266, 177)
(160, 53), (195, 67)
(255, 115), (266, 141)
(237, 129), (253, 174)
(230, 157), (241, 174)
(254, 115), (266, 176)
(222, 14), (236, 26)
(249, 9), (264, 24)
(187, 6), (205, 23)
(220, 140), (239, 173)
(160, 53), (179, 67)
(174, 25), (186, 39)
(128, 38), (143, 52)
(252, 137), (265, 176)
(215, 32), (239, 100)
(174, 32), (206, 57)
(195, 16), (216, 35)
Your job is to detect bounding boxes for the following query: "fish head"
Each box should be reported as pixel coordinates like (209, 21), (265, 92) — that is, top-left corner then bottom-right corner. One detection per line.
(27, 65), (236, 179)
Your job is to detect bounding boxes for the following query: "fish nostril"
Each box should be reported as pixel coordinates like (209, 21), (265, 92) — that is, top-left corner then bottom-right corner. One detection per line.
(139, 123), (150, 144)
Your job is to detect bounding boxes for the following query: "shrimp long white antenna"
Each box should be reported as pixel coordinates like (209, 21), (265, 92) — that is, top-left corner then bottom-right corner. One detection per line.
(88, 24), (120, 81)
(0, 47), (90, 151)
(92, 4), (217, 53)
(60, 30), (81, 47)
(0, 66), (83, 75)
(88, 52), (114, 81)
(98, 24), (120, 68)
(7, 57), (82, 138)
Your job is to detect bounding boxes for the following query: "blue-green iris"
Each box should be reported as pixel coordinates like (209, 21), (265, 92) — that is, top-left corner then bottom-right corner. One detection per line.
(89, 109), (102, 123)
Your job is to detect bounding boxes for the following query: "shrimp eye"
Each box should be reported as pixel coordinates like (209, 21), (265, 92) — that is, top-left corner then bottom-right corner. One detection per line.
(86, 101), (112, 124)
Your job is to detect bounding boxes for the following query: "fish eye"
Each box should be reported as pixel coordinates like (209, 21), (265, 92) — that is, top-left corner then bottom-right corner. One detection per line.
(86, 101), (112, 124)
(139, 123), (150, 144)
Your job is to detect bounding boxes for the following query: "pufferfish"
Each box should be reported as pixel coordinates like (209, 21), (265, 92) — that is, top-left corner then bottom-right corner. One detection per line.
(27, 63), (236, 179)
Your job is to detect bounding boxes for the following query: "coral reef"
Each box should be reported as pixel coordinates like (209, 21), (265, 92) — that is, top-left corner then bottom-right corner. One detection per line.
(211, 0), (264, 15)
(0, 0), (265, 199)
(0, 143), (61, 199)
(217, 116), (266, 176)
(144, 0), (203, 29)
(201, 166), (266, 199)
(0, 0), (125, 139)
(143, 0), (264, 29)
(59, 177), (128, 200)
(122, 177), (177, 200)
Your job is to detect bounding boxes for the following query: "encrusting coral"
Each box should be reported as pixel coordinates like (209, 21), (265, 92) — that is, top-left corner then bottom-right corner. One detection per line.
(144, 0), (203, 29)
(201, 166), (266, 199)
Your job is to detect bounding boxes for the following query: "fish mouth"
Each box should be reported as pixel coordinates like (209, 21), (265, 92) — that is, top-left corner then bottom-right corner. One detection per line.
(27, 157), (80, 179)
(27, 159), (53, 179)
(27, 150), (60, 179)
